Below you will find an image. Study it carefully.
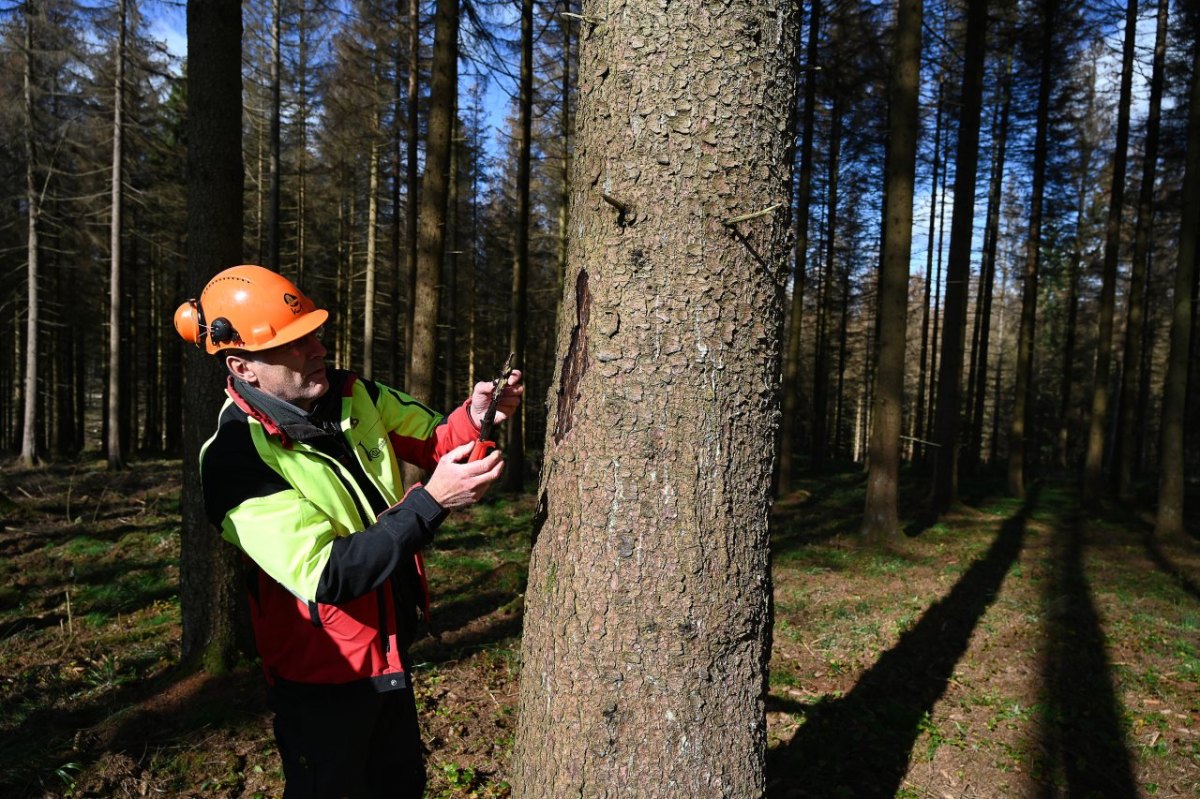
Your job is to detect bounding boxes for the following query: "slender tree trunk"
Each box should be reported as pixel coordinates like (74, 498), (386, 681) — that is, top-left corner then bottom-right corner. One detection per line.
(512, 3), (796, 792)
(863, 0), (921, 541)
(267, 0), (281, 271)
(1007, 0), (1057, 498)
(364, 129), (380, 379)
(930, 0), (986, 510)
(21, 0), (40, 468)
(777, 0), (820, 494)
(966, 60), (1012, 471)
(404, 0), (420, 376)
(1115, 0), (1168, 499)
(914, 78), (943, 462)
(811, 100), (842, 472)
(408, 0), (457, 421)
(107, 0), (127, 470)
(1057, 54), (1097, 469)
(1155, 34), (1200, 539)
(182, 0), (248, 673)
(505, 0), (532, 492)
(1083, 0), (1137, 505)
(444, 111), (459, 412)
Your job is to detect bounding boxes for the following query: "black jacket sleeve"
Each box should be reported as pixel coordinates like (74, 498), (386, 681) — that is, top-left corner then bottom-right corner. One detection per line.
(314, 486), (448, 604)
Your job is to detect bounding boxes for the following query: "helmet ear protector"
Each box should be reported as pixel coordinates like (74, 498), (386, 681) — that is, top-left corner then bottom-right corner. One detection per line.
(172, 299), (240, 349)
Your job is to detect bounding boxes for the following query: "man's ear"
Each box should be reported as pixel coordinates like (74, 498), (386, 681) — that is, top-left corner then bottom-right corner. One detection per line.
(225, 354), (257, 383)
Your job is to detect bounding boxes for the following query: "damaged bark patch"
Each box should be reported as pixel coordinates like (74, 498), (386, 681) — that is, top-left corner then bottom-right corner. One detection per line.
(554, 269), (591, 443)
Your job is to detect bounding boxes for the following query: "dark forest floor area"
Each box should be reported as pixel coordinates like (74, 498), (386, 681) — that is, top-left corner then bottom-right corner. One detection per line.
(0, 458), (1196, 798)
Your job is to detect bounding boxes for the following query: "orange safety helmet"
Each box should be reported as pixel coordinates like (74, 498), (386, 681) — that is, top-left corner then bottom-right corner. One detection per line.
(173, 265), (329, 355)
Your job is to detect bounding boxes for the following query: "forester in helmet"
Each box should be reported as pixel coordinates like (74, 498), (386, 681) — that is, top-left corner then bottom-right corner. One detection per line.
(176, 264), (523, 798)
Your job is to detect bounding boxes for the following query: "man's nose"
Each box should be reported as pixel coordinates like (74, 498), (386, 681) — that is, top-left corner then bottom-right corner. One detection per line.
(303, 332), (327, 358)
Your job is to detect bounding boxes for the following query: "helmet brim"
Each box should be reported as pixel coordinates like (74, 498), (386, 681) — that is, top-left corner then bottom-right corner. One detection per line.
(207, 307), (329, 354)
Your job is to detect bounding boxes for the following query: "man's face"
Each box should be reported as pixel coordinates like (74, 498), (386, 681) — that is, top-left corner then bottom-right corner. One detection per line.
(227, 332), (329, 411)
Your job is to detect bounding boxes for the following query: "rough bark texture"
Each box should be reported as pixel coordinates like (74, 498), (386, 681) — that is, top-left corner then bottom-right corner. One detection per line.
(862, 0), (921, 542)
(511, 1), (796, 796)
(181, 0), (247, 672)
(1155, 35), (1200, 539)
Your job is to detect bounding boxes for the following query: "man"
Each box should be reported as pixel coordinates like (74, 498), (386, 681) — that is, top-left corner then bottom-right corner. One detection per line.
(173, 264), (522, 798)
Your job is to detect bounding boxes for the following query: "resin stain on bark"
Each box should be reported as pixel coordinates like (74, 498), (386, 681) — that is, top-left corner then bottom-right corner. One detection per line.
(554, 269), (591, 443)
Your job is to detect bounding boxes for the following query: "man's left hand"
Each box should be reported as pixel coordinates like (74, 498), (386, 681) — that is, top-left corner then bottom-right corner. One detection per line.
(470, 369), (524, 429)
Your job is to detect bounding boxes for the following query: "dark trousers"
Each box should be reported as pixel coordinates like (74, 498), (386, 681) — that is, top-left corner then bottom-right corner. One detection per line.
(268, 679), (426, 799)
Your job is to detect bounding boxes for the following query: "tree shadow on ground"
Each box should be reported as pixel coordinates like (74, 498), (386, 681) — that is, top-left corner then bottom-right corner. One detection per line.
(1033, 508), (1139, 798)
(766, 487), (1037, 798)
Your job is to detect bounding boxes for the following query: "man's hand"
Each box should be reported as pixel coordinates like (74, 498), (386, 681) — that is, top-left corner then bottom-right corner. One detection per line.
(423, 441), (504, 510)
(469, 369), (524, 429)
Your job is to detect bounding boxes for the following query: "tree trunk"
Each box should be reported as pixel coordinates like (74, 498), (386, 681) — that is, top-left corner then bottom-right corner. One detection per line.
(364, 114), (381, 378)
(863, 0), (921, 542)
(1155, 34), (1200, 539)
(404, 0), (420, 377)
(107, 0), (127, 470)
(914, 78), (943, 463)
(408, 0), (457, 421)
(930, 0), (987, 511)
(267, 0), (281, 271)
(811, 99), (842, 472)
(1082, 0), (1137, 505)
(511, 2), (796, 794)
(1007, 0), (1057, 498)
(182, 0), (248, 674)
(777, 0), (820, 494)
(443, 111), (459, 412)
(966, 59), (1011, 471)
(21, 0), (40, 468)
(1115, 0), (1168, 499)
(505, 0), (532, 492)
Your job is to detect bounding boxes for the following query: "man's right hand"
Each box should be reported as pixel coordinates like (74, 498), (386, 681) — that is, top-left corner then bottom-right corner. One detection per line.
(422, 441), (504, 510)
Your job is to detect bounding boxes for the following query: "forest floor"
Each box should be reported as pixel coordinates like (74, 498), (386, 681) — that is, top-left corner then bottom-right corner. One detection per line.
(0, 457), (1196, 798)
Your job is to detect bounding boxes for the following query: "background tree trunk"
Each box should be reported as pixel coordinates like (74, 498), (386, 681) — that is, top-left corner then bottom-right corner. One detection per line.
(107, 0), (126, 471)
(511, 1), (797, 794)
(505, 0), (532, 492)
(1115, 0), (1167, 499)
(408, 0), (457, 472)
(930, 0), (987, 511)
(863, 0), (921, 542)
(777, 0), (820, 495)
(181, 0), (247, 674)
(21, 0), (41, 468)
(1082, 0), (1136, 505)
(1155, 34), (1200, 539)
(1007, 0), (1058, 498)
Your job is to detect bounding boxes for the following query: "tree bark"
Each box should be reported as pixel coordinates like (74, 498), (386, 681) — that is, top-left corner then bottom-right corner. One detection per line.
(1115, 0), (1168, 499)
(930, 0), (987, 511)
(1007, 0), (1057, 498)
(1155, 34), (1200, 539)
(1082, 0), (1137, 506)
(511, 1), (796, 794)
(403, 0), (420, 378)
(182, 0), (248, 673)
(863, 0), (921, 542)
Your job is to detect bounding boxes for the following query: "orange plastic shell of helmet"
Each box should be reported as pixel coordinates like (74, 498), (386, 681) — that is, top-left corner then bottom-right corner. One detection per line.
(173, 265), (329, 355)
